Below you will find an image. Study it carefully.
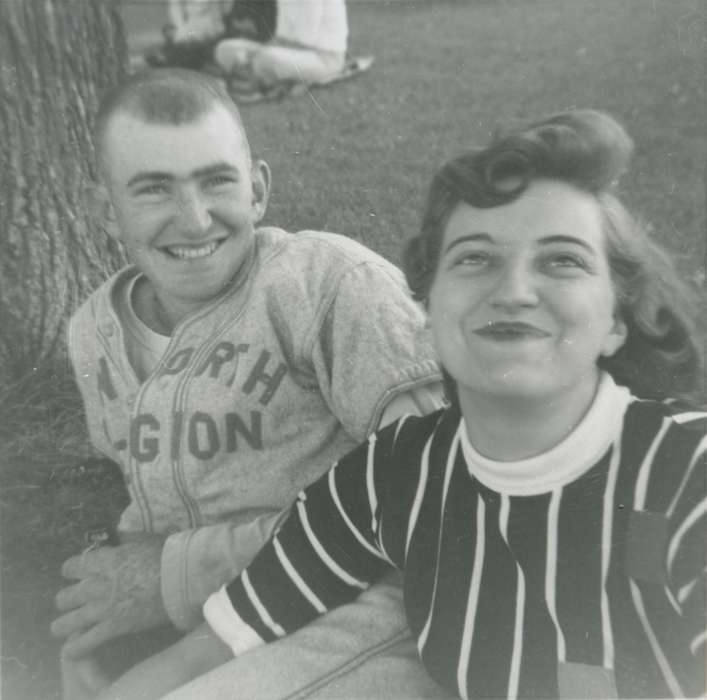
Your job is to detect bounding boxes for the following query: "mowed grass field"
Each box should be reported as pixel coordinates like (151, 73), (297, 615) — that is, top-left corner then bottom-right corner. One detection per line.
(1, 1), (704, 698)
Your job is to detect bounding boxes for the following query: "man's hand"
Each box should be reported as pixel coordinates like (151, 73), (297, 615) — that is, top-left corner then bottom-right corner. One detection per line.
(51, 535), (168, 657)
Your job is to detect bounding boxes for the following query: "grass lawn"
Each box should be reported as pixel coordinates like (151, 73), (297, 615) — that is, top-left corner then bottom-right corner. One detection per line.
(1, 1), (704, 698)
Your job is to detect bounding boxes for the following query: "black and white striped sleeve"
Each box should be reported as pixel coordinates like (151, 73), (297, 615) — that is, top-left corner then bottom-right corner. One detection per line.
(629, 406), (707, 697)
(203, 419), (410, 657)
(663, 412), (706, 695)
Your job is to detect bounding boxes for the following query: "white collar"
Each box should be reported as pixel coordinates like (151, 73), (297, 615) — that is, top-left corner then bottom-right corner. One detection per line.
(122, 273), (170, 342)
(459, 373), (632, 496)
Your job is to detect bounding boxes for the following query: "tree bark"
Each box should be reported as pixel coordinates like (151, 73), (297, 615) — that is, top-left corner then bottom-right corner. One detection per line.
(0, 0), (128, 384)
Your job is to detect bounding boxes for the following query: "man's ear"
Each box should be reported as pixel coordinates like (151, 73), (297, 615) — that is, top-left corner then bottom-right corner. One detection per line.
(87, 182), (121, 242)
(251, 159), (271, 223)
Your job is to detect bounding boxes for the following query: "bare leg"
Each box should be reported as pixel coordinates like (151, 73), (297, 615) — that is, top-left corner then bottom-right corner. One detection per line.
(251, 46), (345, 85)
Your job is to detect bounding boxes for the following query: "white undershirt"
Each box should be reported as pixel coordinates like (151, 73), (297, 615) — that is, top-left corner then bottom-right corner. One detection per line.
(460, 372), (632, 497)
(118, 274), (171, 383)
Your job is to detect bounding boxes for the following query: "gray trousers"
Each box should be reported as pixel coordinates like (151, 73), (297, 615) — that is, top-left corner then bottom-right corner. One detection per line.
(163, 572), (455, 700)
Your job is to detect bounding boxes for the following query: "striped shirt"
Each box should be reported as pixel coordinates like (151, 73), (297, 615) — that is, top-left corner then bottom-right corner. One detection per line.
(205, 374), (706, 698)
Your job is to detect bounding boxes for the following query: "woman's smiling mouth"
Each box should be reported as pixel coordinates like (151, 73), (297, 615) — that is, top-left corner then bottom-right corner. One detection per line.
(473, 321), (551, 340)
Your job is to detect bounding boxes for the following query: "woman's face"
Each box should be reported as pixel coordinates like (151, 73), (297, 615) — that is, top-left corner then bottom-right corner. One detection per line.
(428, 179), (627, 406)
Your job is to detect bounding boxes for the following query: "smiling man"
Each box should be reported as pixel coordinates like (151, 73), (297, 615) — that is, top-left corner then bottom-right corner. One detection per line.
(52, 69), (446, 699)
(99, 102), (267, 337)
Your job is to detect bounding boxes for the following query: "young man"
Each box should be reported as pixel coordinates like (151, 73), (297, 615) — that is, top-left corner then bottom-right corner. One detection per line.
(51, 69), (447, 698)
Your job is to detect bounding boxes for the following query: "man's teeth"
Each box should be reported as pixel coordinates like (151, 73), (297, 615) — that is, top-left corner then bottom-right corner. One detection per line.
(165, 241), (219, 259)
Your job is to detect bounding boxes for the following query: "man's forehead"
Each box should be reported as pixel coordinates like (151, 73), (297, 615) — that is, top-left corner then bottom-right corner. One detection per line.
(102, 106), (251, 177)
(105, 105), (245, 143)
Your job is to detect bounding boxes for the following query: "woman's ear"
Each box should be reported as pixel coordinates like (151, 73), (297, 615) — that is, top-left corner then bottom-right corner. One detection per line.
(601, 314), (628, 358)
(251, 159), (271, 223)
(87, 182), (121, 241)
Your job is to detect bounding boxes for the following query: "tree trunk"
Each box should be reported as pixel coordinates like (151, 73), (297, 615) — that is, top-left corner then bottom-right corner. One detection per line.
(0, 0), (128, 385)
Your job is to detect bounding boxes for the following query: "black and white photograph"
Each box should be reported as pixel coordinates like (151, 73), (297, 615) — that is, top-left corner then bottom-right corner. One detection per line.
(0, 1), (704, 698)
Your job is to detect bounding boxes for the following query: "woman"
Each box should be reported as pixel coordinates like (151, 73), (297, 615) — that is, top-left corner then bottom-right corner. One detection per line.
(99, 110), (705, 699)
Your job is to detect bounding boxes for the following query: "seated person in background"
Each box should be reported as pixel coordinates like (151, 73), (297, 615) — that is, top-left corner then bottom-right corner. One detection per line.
(214, 0), (348, 96)
(51, 68), (448, 699)
(146, 0), (276, 70)
(222, 0), (276, 43)
(97, 109), (705, 700)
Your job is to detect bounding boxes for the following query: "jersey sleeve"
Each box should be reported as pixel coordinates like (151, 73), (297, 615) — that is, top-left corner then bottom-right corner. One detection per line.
(378, 382), (446, 428)
(203, 419), (409, 656)
(308, 260), (441, 442)
(162, 509), (289, 630)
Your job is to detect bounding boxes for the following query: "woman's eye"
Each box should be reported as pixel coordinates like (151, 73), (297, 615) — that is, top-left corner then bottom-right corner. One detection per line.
(546, 253), (587, 269)
(456, 251), (490, 267)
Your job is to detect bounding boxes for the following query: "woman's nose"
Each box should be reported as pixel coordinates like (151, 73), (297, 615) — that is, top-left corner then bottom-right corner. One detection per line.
(489, 262), (539, 309)
(175, 187), (211, 235)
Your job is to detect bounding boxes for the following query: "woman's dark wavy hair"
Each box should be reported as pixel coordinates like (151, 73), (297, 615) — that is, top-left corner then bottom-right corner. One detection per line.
(403, 110), (704, 402)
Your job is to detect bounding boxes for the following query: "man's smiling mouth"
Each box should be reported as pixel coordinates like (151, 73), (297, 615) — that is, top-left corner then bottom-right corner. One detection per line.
(161, 239), (224, 260)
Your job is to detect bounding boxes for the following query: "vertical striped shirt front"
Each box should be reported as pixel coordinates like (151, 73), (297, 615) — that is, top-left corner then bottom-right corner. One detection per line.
(205, 374), (706, 698)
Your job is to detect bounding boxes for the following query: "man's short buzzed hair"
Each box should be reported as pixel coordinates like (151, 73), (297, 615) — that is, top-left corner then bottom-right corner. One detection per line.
(94, 68), (249, 176)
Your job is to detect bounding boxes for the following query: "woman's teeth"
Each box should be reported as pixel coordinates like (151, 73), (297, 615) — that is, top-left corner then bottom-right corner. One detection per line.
(164, 241), (220, 259)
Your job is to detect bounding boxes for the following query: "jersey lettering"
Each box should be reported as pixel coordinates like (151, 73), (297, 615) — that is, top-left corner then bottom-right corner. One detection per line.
(130, 413), (160, 463)
(243, 350), (288, 405)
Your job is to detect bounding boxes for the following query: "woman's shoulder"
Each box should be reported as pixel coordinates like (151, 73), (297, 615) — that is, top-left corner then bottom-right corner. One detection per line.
(619, 396), (706, 513)
(384, 406), (459, 459)
(620, 396), (706, 473)
(624, 394), (707, 436)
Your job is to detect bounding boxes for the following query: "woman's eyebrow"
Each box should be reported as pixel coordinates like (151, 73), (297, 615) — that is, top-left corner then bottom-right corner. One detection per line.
(537, 234), (596, 253)
(443, 233), (492, 254)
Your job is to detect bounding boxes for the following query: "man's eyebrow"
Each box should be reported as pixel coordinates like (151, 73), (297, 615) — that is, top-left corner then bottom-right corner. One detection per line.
(443, 233), (493, 254)
(126, 171), (172, 188)
(126, 162), (240, 188)
(192, 162), (241, 179)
